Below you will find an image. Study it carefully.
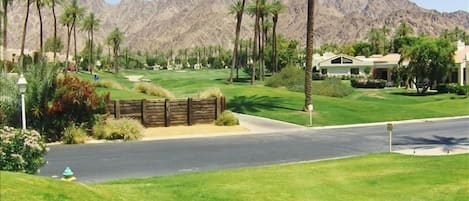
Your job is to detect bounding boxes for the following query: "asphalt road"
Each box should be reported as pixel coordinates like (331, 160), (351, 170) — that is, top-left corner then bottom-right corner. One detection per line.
(39, 118), (469, 183)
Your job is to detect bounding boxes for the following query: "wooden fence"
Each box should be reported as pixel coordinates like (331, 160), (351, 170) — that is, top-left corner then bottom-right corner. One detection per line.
(106, 97), (226, 127)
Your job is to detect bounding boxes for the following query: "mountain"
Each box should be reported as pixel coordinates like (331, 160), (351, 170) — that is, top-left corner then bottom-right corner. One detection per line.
(5, 0), (469, 53)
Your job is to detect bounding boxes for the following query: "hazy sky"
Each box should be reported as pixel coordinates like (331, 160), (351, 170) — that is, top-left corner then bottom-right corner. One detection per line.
(104, 0), (469, 13)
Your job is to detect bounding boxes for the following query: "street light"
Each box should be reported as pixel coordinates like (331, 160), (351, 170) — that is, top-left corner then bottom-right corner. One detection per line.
(17, 74), (27, 130)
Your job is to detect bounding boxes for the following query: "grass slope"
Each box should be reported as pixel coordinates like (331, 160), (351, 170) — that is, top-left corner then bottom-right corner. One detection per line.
(77, 70), (469, 126)
(1, 154), (468, 201)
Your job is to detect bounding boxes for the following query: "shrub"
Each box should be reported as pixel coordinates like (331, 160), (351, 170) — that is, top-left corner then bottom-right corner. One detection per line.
(196, 87), (223, 98)
(0, 77), (20, 127)
(94, 79), (125, 90)
(351, 79), (386, 88)
(93, 118), (144, 141)
(266, 65), (304, 92)
(134, 83), (175, 99)
(214, 110), (239, 126)
(0, 127), (46, 174)
(312, 73), (326, 80)
(63, 125), (87, 144)
(312, 78), (353, 97)
(437, 84), (468, 95)
(48, 76), (109, 141)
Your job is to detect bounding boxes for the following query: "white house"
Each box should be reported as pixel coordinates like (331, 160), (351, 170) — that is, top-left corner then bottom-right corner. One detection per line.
(453, 40), (469, 86)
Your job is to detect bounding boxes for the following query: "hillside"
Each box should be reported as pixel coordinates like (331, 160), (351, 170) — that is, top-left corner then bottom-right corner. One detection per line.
(4, 0), (469, 52)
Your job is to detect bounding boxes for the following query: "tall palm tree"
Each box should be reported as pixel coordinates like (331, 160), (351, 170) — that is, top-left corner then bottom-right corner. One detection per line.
(229, 0), (246, 84)
(20, 0), (33, 71)
(2, 0), (13, 73)
(36, 0), (44, 55)
(60, 0), (83, 71)
(270, 0), (286, 73)
(81, 12), (100, 74)
(304, 0), (315, 112)
(248, 0), (260, 85)
(45, 0), (61, 61)
(106, 27), (124, 73)
(394, 21), (414, 39)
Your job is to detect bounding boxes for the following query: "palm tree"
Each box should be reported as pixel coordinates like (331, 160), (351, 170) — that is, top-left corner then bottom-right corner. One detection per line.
(247, 0), (260, 85)
(45, 0), (62, 61)
(60, 0), (83, 71)
(229, 0), (246, 84)
(19, 0), (33, 71)
(394, 21), (414, 39)
(81, 12), (100, 74)
(2, 0), (13, 73)
(36, 0), (45, 55)
(304, 0), (315, 112)
(270, 0), (286, 73)
(367, 27), (384, 55)
(106, 27), (124, 73)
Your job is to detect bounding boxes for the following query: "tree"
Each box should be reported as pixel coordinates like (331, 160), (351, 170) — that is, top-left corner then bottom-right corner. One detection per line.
(107, 27), (124, 73)
(81, 12), (100, 74)
(60, 0), (83, 71)
(45, 0), (62, 61)
(36, 0), (45, 55)
(229, 0), (246, 83)
(352, 42), (372, 57)
(304, 0), (315, 111)
(399, 37), (456, 95)
(44, 36), (63, 53)
(2, 0), (13, 73)
(19, 0), (33, 70)
(394, 21), (414, 39)
(270, 0), (286, 73)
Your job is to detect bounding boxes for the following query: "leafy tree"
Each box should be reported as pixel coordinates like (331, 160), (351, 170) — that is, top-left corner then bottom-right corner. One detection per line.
(394, 21), (414, 39)
(107, 27), (124, 73)
(44, 36), (63, 53)
(229, 0), (246, 83)
(399, 37), (456, 95)
(352, 42), (372, 57)
(304, 0), (315, 111)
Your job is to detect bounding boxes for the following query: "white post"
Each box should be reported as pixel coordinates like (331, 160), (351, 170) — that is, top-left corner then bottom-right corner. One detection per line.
(389, 130), (392, 152)
(21, 93), (26, 130)
(308, 104), (313, 127)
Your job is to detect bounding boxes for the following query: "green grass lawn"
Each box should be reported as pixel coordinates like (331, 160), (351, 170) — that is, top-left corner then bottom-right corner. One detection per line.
(1, 154), (468, 201)
(77, 69), (469, 126)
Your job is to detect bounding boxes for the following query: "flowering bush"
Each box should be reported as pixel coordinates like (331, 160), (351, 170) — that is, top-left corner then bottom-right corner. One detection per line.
(0, 127), (47, 174)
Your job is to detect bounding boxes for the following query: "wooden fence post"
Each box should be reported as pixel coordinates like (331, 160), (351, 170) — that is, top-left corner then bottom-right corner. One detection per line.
(142, 99), (147, 126)
(215, 97), (221, 119)
(187, 98), (193, 126)
(165, 99), (171, 127)
(115, 100), (121, 119)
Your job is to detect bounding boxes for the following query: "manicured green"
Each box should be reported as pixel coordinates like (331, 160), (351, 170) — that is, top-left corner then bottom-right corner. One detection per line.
(2, 154), (468, 201)
(76, 69), (469, 126)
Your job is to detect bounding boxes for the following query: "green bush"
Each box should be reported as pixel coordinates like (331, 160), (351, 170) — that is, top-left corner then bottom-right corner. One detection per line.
(94, 79), (125, 90)
(93, 118), (144, 141)
(0, 77), (20, 127)
(196, 87), (223, 98)
(437, 84), (468, 95)
(351, 79), (386, 88)
(0, 127), (46, 174)
(134, 83), (175, 99)
(312, 78), (353, 97)
(63, 125), (87, 144)
(214, 110), (239, 126)
(266, 65), (304, 92)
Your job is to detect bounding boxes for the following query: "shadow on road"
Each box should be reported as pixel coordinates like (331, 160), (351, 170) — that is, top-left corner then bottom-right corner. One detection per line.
(228, 95), (299, 113)
(394, 135), (468, 146)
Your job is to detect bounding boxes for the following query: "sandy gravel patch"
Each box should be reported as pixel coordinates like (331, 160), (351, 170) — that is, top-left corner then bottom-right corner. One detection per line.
(142, 124), (249, 140)
(126, 75), (144, 82)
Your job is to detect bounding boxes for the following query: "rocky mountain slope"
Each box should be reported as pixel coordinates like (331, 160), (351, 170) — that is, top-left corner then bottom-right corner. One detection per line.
(5, 0), (469, 52)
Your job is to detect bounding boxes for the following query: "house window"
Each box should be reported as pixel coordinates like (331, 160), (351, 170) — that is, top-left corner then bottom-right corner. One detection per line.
(321, 69), (328, 75)
(331, 58), (341, 64)
(350, 68), (359, 75)
(343, 58), (353, 64)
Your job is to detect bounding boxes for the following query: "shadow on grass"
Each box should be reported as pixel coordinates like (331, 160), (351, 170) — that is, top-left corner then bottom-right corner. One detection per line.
(228, 95), (299, 113)
(394, 135), (468, 146)
(390, 91), (439, 97)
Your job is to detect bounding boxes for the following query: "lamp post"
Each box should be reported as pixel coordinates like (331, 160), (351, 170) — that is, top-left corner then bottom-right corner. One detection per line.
(17, 74), (28, 130)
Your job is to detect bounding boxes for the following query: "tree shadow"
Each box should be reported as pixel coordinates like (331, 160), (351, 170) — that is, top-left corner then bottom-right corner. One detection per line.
(394, 135), (468, 146)
(390, 91), (439, 97)
(228, 95), (300, 113)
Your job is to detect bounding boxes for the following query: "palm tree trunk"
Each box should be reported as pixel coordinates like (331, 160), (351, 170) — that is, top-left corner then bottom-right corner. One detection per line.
(2, 1), (8, 73)
(73, 23), (78, 72)
(251, 0), (260, 85)
(65, 21), (74, 72)
(90, 26), (94, 75)
(20, 0), (31, 71)
(230, 0), (245, 84)
(273, 15), (278, 73)
(304, 0), (315, 111)
(36, 0), (43, 56)
(52, 0), (57, 61)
